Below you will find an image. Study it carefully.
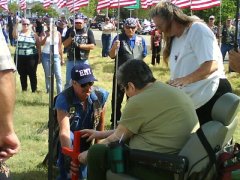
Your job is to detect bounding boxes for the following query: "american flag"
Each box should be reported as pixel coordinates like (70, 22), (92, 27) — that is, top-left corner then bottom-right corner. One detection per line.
(66, 0), (89, 13)
(109, 0), (137, 8)
(43, 0), (51, 8)
(97, 0), (110, 10)
(141, 0), (153, 9)
(0, 0), (8, 11)
(191, 0), (221, 11)
(57, 0), (66, 8)
(20, 0), (27, 10)
(171, 0), (191, 9)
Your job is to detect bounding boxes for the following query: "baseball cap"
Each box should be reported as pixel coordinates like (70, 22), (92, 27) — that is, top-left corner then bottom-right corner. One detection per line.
(124, 18), (137, 27)
(209, 15), (215, 19)
(71, 64), (97, 84)
(75, 13), (84, 23)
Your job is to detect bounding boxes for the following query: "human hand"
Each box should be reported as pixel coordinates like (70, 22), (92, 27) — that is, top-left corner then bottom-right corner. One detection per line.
(80, 129), (104, 142)
(70, 30), (76, 38)
(70, 160), (79, 177)
(77, 151), (88, 164)
(45, 31), (50, 37)
(229, 49), (240, 73)
(168, 77), (191, 88)
(113, 40), (120, 50)
(0, 132), (20, 161)
(73, 41), (80, 48)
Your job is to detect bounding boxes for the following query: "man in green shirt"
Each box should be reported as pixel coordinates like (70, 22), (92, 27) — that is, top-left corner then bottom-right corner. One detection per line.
(70, 60), (200, 180)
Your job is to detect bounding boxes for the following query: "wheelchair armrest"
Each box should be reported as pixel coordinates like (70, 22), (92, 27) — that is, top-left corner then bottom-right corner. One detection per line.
(129, 149), (188, 174)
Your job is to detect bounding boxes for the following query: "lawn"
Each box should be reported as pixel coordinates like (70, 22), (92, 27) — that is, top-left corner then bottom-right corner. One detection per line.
(6, 45), (240, 179)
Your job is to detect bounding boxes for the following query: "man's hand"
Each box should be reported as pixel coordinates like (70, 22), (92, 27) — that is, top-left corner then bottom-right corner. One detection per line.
(0, 132), (20, 161)
(70, 30), (76, 38)
(113, 40), (120, 50)
(73, 41), (80, 48)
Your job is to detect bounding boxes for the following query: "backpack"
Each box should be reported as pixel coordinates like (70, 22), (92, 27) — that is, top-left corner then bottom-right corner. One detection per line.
(42, 86), (103, 166)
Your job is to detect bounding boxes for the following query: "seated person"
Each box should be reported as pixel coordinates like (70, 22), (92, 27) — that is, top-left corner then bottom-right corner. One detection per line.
(229, 49), (240, 73)
(71, 60), (200, 180)
(55, 63), (109, 180)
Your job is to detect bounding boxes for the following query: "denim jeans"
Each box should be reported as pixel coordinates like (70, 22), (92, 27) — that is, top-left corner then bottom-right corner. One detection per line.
(221, 43), (234, 61)
(101, 34), (111, 57)
(42, 53), (62, 94)
(64, 59), (89, 89)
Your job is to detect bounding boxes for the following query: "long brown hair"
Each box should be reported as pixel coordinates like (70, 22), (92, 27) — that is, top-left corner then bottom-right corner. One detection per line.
(150, 1), (193, 65)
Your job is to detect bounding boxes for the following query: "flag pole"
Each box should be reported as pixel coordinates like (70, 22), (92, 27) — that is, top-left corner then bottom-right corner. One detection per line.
(113, 0), (121, 130)
(73, 0), (76, 65)
(48, 17), (55, 180)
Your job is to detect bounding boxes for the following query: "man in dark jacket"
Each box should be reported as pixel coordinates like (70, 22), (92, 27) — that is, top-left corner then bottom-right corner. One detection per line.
(109, 18), (147, 129)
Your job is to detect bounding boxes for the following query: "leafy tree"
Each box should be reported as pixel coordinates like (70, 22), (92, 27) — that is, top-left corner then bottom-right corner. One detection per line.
(31, 4), (58, 18)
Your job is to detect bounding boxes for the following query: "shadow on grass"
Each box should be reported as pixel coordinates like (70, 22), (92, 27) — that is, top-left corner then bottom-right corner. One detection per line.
(11, 164), (59, 180)
(16, 99), (49, 106)
(11, 170), (48, 180)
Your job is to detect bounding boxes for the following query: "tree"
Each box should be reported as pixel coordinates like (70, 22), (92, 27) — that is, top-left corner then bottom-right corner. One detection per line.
(31, 4), (58, 18)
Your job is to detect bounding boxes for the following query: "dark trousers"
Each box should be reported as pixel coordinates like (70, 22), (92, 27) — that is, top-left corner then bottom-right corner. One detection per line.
(15, 54), (38, 92)
(110, 74), (125, 127)
(87, 144), (174, 180)
(101, 34), (111, 57)
(196, 78), (232, 125)
(8, 27), (15, 46)
(151, 45), (161, 65)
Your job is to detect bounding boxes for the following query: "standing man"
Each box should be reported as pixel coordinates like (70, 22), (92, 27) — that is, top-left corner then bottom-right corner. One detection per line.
(63, 14), (96, 89)
(55, 64), (108, 179)
(7, 12), (16, 46)
(101, 17), (115, 57)
(0, 24), (20, 179)
(220, 17), (235, 62)
(109, 18), (147, 128)
(207, 15), (218, 38)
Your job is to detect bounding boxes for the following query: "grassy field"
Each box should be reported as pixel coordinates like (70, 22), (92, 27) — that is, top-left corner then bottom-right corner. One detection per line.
(6, 45), (240, 179)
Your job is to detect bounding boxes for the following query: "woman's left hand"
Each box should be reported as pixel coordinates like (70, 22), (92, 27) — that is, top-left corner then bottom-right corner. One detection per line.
(169, 77), (191, 88)
(78, 150), (88, 165)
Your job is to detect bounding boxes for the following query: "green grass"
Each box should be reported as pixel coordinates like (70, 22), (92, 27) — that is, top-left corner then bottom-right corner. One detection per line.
(6, 46), (240, 179)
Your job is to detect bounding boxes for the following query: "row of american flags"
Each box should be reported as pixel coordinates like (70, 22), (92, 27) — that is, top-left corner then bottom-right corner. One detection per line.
(0, 0), (221, 13)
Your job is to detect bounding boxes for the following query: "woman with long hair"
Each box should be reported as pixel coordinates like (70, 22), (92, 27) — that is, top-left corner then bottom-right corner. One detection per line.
(150, 1), (232, 125)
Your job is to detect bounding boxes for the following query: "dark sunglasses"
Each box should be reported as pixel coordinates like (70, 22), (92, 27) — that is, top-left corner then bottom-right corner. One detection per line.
(125, 26), (136, 30)
(209, 18), (214, 20)
(75, 22), (83, 24)
(80, 82), (94, 88)
(22, 23), (30, 26)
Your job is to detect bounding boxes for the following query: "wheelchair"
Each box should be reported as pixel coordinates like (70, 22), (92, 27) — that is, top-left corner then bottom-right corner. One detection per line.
(107, 93), (240, 180)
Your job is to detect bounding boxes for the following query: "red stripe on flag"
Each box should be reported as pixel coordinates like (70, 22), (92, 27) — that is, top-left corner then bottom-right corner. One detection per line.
(191, 0), (220, 10)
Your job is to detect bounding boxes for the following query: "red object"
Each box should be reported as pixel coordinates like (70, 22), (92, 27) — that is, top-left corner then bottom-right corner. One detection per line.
(62, 131), (81, 180)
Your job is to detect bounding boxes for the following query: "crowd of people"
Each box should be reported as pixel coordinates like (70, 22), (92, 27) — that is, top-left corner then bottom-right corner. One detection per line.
(1, 1), (240, 179)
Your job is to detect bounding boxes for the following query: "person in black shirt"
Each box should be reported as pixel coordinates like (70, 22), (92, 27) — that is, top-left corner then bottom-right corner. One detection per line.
(63, 13), (95, 89)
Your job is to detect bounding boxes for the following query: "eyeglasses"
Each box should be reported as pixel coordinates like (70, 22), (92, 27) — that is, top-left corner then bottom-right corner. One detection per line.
(125, 26), (136, 30)
(22, 23), (29, 26)
(80, 82), (94, 88)
(209, 18), (214, 20)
